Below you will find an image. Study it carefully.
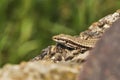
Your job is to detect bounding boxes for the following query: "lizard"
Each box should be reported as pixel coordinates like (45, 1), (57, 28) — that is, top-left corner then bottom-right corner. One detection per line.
(52, 34), (98, 49)
(31, 9), (120, 63)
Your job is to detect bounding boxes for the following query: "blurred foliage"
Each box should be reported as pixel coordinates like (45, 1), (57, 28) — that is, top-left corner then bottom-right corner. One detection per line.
(0, 0), (120, 67)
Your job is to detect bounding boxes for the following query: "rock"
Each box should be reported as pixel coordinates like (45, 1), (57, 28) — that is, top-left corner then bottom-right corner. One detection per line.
(79, 19), (120, 80)
(0, 61), (81, 80)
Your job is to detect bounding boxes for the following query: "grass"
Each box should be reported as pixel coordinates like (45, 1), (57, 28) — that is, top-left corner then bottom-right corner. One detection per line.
(0, 0), (120, 67)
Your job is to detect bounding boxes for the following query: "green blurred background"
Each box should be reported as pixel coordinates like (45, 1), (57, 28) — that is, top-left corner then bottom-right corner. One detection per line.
(0, 0), (120, 67)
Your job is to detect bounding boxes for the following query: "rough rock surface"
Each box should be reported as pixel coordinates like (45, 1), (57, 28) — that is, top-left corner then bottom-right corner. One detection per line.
(79, 19), (120, 80)
(0, 61), (81, 80)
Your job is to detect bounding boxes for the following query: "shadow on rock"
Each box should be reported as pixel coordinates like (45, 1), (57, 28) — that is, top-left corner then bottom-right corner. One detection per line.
(79, 19), (120, 80)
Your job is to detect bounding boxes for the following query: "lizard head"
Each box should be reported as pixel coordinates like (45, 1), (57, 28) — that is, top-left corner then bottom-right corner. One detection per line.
(52, 34), (68, 44)
(52, 34), (79, 49)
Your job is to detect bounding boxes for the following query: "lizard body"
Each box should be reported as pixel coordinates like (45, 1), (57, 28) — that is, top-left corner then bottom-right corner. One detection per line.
(52, 34), (98, 48)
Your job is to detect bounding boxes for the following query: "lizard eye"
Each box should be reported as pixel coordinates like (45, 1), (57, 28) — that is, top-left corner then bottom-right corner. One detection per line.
(66, 40), (68, 43)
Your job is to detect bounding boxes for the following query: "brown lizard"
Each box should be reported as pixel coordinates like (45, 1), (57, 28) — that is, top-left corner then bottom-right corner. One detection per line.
(52, 34), (98, 49)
